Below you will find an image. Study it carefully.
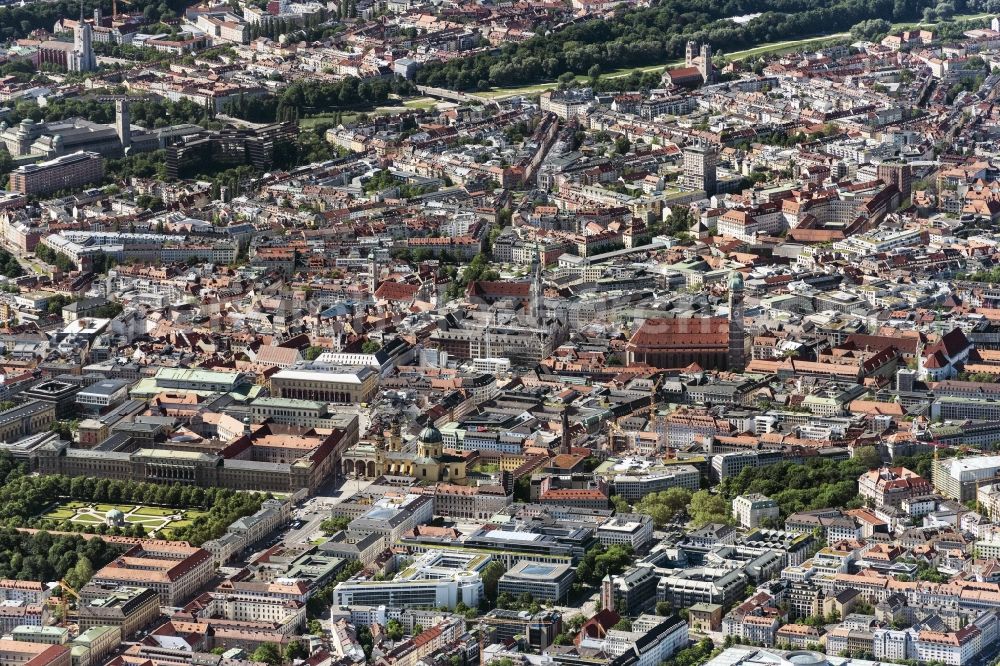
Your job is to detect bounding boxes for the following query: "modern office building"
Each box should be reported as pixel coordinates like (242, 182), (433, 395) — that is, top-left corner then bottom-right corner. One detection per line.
(497, 562), (575, 603)
(587, 615), (690, 666)
(601, 564), (659, 617)
(347, 494), (434, 544)
(165, 123), (298, 178)
(399, 526), (578, 569)
(712, 451), (784, 482)
(75, 380), (130, 415)
(657, 566), (748, 608)
(596, 514), (655, 550)
(332, 550), (487, 610)
(22, 382), (80, 419)
(932, 455), (1000, 502)
(703, 647), (896, 666)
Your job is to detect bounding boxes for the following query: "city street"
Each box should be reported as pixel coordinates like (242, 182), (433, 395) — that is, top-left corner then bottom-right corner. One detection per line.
(284, 477), (375, 546)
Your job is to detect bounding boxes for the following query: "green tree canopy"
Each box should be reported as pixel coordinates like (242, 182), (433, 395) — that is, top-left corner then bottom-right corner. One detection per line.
(251, 643), (281, 666)
(689, 490), (732, 527)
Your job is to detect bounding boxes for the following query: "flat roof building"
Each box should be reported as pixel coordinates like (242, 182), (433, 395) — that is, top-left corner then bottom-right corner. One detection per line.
(596, 514), (655, 550)
(933, 454), (1000, 501)
(498, 561), (574, 603)
(8, 151), (104, 196)
(332, 550), (487, 610)
(75, 380), (130, 415)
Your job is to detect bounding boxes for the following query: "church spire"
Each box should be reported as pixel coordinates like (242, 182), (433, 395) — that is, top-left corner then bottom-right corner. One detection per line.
(727, 270), (746, 372)
(531, 240), (544, 327)
(368, 250), (378, 297)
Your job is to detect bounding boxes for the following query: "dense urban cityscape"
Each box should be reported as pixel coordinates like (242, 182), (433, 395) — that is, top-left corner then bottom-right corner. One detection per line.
(2, 0), (1000, 666)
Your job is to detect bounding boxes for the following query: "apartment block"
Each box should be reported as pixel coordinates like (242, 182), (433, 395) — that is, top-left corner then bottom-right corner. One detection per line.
(8, 152), (104, 196)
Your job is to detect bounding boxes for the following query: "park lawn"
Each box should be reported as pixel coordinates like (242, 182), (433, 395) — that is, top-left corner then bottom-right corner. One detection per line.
(480, 81), (564, 99)
(889, 11), (992, 31)
(37, 500), (206, 535)
(722, 34), (847, 61)
(402, 97), (437, 109)
(299, 113), (336, 129)
(94, 504), (135, 513)
(133, 506), (178, 517)
(300, 112), (360, 129)
(125, 517), (166, 525)
(44, 509), (75, 520)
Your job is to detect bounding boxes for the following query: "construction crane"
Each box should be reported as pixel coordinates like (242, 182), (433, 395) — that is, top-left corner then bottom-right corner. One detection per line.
(57, 579), (80, 627)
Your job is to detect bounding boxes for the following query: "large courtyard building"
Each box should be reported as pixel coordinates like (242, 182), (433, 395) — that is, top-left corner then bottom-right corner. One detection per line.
(89, 544), (213, 606)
